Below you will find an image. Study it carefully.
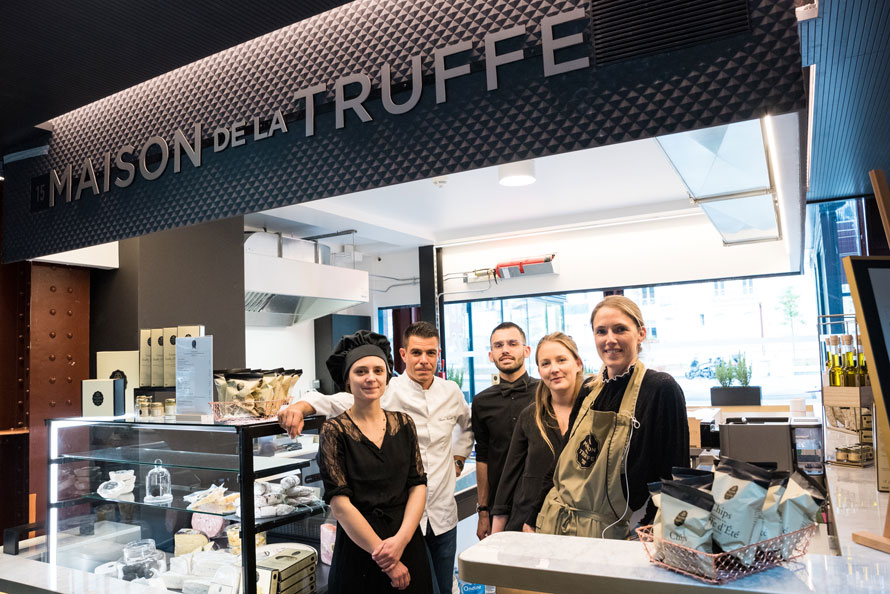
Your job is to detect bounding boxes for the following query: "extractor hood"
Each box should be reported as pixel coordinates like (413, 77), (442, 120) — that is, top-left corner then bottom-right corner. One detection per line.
(244, 232), (369, 326)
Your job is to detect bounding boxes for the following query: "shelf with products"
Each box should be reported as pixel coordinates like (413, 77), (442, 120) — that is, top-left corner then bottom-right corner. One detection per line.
(45, 415), (326, 594)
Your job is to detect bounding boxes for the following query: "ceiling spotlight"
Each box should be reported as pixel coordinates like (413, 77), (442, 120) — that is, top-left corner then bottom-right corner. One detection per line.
(498, 160), (536, 187)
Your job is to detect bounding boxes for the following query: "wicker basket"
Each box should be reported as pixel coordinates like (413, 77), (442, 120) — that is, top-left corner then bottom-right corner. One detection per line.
(209, 399), (288, 424)
(636, 524), (816, 584)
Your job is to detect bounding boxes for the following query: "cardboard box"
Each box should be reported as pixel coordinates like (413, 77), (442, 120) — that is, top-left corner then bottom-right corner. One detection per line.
(82, 379), (125, 416)
(96, 351), (139, 415)
(139, 329), (151, 387)
(150, 328), (164, 387)
(163, 327), (177, 387)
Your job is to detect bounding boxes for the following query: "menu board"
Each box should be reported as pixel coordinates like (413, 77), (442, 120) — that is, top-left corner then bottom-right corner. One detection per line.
(175, 335), (213, 415)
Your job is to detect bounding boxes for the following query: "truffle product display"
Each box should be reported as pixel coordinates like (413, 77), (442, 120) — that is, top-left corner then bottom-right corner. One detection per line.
(754, 472), (790, 542)
(659, 480), (715, 578)
(647, 482), (665, 562)
(117, 538), (166, 581)
(710, 459), (771, 555)
(779, 473), (826, 536)
(212, 369), (302, 420)
(97, 480), (127, 499)
(175, 529), (210, 557)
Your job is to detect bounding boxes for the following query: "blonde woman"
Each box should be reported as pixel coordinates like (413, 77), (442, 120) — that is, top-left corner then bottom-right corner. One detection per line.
(534, 295), (689, 539)
(491, 332), (586, 533)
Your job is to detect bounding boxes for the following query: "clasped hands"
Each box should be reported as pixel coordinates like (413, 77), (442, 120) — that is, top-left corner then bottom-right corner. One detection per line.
(372, 535), (410, 590)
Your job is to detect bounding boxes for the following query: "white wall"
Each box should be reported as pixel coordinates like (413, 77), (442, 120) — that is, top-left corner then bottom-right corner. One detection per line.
(441, 213), (798, 301)
(337, 248), (421, 330)
(245, 320), (316, 397)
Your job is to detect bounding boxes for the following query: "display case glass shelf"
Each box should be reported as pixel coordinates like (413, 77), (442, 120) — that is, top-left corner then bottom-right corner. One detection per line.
(46, 416), (326, 594)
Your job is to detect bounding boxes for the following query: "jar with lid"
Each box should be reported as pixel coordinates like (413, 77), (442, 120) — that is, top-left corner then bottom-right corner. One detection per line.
(164, 398), (177, 418)
(144, 459), (173, 504)
(117, 538), (166, 581)
(149, 402), (164, 419)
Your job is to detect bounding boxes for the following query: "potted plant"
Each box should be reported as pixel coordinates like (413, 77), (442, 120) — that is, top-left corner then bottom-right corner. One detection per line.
(709, 352), (762, 406)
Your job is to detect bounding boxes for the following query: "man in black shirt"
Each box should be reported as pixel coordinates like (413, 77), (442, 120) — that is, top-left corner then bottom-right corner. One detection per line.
(470, 322), (539, 540)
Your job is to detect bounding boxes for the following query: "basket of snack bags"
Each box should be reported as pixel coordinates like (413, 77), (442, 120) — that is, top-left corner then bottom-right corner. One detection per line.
(636, 458), (824, 584)
(210, 368), (301, 424)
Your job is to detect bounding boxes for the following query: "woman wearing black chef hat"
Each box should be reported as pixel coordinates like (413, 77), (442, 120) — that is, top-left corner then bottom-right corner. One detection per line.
(318, 330), (433, 593)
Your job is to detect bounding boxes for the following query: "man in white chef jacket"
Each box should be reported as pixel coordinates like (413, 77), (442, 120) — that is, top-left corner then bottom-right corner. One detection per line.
(279, 321), (474, 594)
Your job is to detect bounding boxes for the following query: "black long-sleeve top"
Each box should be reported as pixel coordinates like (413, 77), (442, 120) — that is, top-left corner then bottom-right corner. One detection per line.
(529, 367), (689, 526)
(471, 373), (539, 507)
(492, 403), (565, 531)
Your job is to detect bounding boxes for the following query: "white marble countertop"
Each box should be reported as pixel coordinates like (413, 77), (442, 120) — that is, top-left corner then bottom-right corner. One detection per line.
(459, 532), (890, 593)
(824, 464), (890, 563)
(0, 554), (168, 594)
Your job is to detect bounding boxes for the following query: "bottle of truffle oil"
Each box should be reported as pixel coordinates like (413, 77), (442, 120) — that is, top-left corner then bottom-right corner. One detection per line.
(828, 335), (844, 387)
(842, 335), (859, 387)
(857, 334), (870, 386)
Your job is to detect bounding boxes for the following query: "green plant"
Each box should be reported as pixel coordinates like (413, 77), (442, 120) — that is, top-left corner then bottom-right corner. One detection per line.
(447, 366), (464, 389)
(735, 352), (752, 387)
(715, 360), (735, 387)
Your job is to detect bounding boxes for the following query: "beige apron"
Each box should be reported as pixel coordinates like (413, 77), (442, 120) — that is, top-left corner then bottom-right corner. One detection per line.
(536, 361), (645, 539)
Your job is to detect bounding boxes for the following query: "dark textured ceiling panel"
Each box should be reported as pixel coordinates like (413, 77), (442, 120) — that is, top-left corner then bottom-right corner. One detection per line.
(799, 0), (890, 200)
(0, 0), (353, 153)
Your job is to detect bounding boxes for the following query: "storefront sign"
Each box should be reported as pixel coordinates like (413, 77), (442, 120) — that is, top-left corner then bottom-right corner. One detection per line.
(31, 7), (588, 212)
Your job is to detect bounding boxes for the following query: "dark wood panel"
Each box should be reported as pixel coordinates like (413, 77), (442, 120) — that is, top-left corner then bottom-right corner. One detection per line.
(28, 263), (90, 522)
(0, 261), (29, 430)
(0, 432), (29, 533)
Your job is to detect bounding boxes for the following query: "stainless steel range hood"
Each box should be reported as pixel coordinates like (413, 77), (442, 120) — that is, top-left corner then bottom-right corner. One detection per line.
(244, 232), (369, 326)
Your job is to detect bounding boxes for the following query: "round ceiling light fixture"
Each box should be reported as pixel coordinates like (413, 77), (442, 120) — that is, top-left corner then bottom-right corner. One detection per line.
(498, 160), (536, 187)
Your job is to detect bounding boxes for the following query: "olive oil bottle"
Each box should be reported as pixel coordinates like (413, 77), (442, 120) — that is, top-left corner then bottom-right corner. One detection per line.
(842, 334), (859, 387)
(857, 334), (870, 386)
(829, 335), (844, 387)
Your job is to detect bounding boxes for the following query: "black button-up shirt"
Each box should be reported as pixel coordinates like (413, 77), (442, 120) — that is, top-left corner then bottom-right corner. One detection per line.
(471, 372), (539, 506)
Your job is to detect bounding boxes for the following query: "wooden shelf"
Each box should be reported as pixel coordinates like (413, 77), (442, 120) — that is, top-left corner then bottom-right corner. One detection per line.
(822, 385), (874, 407)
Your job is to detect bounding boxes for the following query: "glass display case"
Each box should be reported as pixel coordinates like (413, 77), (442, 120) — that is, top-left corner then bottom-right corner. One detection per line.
(46, 415), (325, 594)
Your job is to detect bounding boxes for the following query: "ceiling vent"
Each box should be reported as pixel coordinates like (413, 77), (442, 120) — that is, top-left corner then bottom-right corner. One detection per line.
(592, 0), (751, 66)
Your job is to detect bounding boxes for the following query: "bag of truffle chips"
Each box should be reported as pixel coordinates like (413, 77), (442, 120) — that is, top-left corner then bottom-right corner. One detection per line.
(648, 482), (665, 561)
(659, 480), (716, 578)
(671, 467), (715, 491)
(780, 472), (825, 536)
(711, 458), (771, 565)
(753, 471), (790, 543)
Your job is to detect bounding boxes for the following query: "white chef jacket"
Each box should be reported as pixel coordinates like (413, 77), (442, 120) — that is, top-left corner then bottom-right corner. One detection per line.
(304, 373), (474, 535)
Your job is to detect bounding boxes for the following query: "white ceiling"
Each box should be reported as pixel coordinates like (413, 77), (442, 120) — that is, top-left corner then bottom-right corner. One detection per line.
(245, 114), (803, 272)
(245, 136), (697, 252)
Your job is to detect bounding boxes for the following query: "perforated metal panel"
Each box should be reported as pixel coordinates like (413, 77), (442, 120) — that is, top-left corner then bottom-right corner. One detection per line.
(1, 0), (805, 262)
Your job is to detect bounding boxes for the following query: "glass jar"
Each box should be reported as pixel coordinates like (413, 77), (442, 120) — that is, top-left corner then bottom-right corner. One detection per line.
(149, 402), (164, 418)
(164, 398), (177, 417)
(144, 459), (172, 504)
(117, 538), (165, 581)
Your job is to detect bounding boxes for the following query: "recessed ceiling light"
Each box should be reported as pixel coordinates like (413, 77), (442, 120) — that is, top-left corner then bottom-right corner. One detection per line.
(498, 160), (536, 186)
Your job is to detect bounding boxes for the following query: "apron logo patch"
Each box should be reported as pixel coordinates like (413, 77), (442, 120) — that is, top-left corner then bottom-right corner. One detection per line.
(576, 433), (600, 468)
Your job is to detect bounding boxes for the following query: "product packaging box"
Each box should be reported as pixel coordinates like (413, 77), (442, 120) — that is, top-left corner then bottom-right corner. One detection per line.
(82, 379), (126, 416)
(96, 351), (139, 415)
(139, 329), (151, 387)
(256, 548), (317, 587)
(163, 327), (177, 387)
(177, 325), (205, 339)
(150, 328), (164, 387)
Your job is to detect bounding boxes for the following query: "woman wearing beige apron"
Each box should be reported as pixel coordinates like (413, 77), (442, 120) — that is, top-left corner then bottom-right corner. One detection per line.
(534, 296), (689, 540)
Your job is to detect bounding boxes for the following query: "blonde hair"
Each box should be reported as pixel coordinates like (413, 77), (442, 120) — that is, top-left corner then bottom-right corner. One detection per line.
(534, 332), (585, 454)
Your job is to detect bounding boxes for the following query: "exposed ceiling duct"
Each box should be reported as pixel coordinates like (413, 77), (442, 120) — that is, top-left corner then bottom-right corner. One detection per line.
(244, 232), (368, 326)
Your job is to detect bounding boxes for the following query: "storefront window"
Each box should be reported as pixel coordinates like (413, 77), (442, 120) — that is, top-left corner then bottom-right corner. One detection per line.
(442, 274), (819, 405)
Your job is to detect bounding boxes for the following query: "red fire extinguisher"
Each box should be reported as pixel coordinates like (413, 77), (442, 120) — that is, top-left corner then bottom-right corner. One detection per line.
(438, 358), (446, 379)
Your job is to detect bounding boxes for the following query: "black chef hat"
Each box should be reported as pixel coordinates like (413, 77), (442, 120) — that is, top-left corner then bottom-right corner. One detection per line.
(326, 330), (394, 392)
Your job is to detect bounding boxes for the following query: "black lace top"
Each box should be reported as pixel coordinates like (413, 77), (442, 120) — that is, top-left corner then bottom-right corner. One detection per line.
(318, 410), (427, 511)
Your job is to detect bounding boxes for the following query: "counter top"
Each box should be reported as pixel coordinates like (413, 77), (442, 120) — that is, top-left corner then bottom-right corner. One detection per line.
(824, 463), (889, 563)
(459, 532), (890, 593)
(0, 554), (168, 594)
